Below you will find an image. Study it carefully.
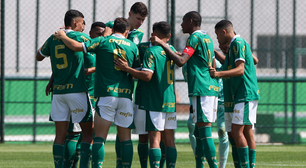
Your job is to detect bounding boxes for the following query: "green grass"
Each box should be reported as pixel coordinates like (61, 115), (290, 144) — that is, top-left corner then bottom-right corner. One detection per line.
(0, 143), (305, 168)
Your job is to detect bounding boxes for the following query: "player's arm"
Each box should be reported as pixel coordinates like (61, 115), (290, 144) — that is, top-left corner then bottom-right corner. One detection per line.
(114, 58), (153, 82)
(36, 47), (45, 61)
(54, 30), (84, 51)
(214, 49), (225, 64)
(150, 36), (190, 67)
(209, 60), (244, 78)
(45, 74), (54, 96)
(213, 57), (216, 69)
(252, 53), (259, 65)
(85, 67), (96, 75)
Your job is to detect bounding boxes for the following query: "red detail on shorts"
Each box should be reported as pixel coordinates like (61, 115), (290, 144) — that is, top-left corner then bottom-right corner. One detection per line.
(183, 46), (195, 57)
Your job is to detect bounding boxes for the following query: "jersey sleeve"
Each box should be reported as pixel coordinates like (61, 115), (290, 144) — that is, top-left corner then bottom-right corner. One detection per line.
(83, 36), (104, 53)
(231, 40), (246, 63)
(183, 35), (198, 57)
(106, 21), (114, 28)
(142, 49), (155, 74)
(40, 35), (53, 57)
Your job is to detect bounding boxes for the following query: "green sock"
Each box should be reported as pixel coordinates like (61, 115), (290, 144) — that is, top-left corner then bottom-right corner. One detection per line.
(160, 141), (166, 168)
(249, 149), (256, 168)
(237, 146), (250, 168)
(198, 126), (218, 168)
(92, 137), (105, 168)
(194, 126), (204, 168)
(53, 143), (65, 168)
(165, 147), (177, 168)
(138, 142), (148, 168)
(64, 134), (80, 168)
(121, 140), (133, 168)
(229, 138), (242, 168)
(72, 133), (82, 168)
(149, 148), (161, 168)
(115, 135), (122, 168)
(80, 142), (92, 168)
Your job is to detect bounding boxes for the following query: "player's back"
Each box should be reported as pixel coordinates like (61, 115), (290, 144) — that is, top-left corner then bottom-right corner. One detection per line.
(41, 31), (90, 94)
(140, 45), (176, 112)
(93, 34), (138, 100)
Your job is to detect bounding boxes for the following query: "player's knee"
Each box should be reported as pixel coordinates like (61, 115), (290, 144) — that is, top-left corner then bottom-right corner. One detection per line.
(218, 126), (227, 138)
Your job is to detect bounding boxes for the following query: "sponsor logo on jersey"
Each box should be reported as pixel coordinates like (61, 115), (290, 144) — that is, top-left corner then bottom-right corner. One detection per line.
(53, 83), (73, 90)
(107, 87), (132, 94)
(162, 102), (175, 108)
(109, 39), (131, 46)
(168, 117), (176, 121)
(203, 38), (211, 43)
(88, 42), (100, 50)
(120, 112), (132, 117)
(71, 108), (84, 114)
(224, 102), (234, 107)
(208, 85), (219, 91)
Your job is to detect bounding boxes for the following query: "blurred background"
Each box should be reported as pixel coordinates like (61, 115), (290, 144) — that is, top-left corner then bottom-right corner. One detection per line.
(0, 0), (306, 144)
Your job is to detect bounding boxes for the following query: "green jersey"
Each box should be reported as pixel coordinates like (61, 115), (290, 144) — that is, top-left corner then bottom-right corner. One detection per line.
(134, 42), (151, 105)
(84, 52), (95, 96)
(84, 34), (138, 99)
(40, 30), (90, 94)
(227, 35), (260, 104)
(216, 59), (224, 104)
(222, 53), (234, 112)
(106, 21), (144, 46)
(139, 45), (177, 112)
(184, 30), (219, 97)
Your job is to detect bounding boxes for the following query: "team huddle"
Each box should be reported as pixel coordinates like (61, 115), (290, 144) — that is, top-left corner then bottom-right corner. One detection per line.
(36, 2), (260, 168)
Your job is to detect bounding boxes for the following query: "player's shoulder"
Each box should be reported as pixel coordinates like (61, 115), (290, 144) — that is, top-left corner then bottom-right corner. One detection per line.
(139, 42), (150, 49)
(135, 28), (144, 33)
(232, 36), (246, 45)
(169, 44), (177, 52)
(67, 31), (90, 42)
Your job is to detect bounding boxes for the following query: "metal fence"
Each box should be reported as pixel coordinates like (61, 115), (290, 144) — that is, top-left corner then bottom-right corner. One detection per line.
(1, 0), (306, 144)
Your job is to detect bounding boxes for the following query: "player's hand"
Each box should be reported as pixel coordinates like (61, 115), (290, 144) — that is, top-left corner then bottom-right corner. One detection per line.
(150, 36), (165, 46)
(114, 58), (129, 71)
(53, 30), (66, 39)
(103, 27), (112, 37)
(45, 82), (53, 96)
(209, 66), (217, 77)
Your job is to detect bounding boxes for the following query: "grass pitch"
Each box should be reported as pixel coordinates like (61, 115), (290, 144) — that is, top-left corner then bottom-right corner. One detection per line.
(0, 143), (305, 168)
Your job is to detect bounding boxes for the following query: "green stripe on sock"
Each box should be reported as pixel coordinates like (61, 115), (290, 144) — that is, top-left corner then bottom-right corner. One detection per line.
(237, 146), (250, 168)
(149, 148), (161, 168)
(121, 140), (133, 168)
(249, 149), (256, 168)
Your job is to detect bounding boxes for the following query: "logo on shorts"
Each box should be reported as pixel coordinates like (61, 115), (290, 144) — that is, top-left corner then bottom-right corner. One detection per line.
(120, 112), (132, 117)
(234, 109), (240, 113)
(71, 108), (84, 114)
(168, 117), (176, 121)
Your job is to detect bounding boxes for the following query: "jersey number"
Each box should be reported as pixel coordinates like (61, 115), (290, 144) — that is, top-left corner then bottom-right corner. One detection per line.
(167, 61), (174, 84)
(113, 49), (126, 70)
(55, 45), (68, 69)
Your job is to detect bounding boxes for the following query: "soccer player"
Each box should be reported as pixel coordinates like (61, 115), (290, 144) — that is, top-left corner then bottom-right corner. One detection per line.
(36, 10), (93, 168)
(114, 21), (177, 168)
(53, 17), (138, 168)
(106, 2), (149, 168)
(212, 20), (260, 168)
(150, 11), (219, 168)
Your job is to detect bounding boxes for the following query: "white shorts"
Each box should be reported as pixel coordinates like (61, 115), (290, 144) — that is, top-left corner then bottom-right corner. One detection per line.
(146, 111), (177, 131)
(224, 100), (258, 132)
(192, 96), (218, 123)
(96, 96), (134, 128)
(132, 104), (147, 134)
(50, 92), (93, 123)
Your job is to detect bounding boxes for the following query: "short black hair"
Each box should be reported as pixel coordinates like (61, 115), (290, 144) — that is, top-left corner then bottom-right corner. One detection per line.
(130, 2), (148, 17)
(90, 22), (106, 31)
(113, 18), (130, 34)
(215, 20), (233, 31)
(64, 9), (84, 27)
(152, 21), (171, 36)
(184, 11), (202, 27)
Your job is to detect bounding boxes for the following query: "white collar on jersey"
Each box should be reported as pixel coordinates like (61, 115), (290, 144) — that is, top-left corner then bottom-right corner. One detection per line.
(112, 34), (125, 38)
(129, 29), (136, 34)
(192, 30), (207, 35)
(64, 29), (73, 34)
(229, 35), (240, 46)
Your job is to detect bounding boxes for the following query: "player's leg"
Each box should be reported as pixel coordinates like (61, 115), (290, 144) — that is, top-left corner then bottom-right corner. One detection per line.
(146, 111), (166, 168)
(64, 121), (81, 168)
(115, 134), (122, 168)
(133, 104), (149, 168)
(217, 105), (229, 168)
(72, 133), (82, 168)
(50, 94), (70, 168)
(163, 112), (177, 168)
(194, 125), (204, 168)
(114, 97), (135, 168)
(159, 136), (166, 168)
(193, 96), (218, 168)
(69, 93), (93, 168)
(92, 97), (117, 168)
(187, 105), (196, 154)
